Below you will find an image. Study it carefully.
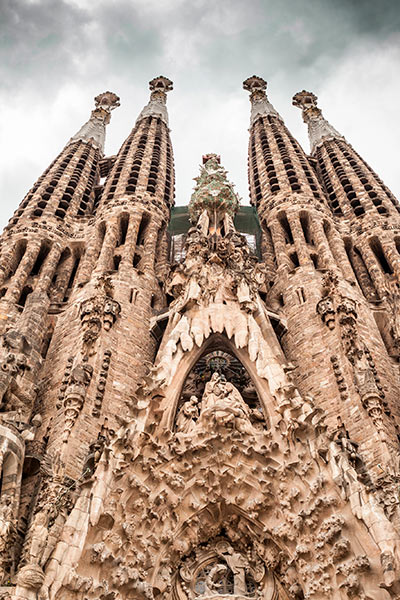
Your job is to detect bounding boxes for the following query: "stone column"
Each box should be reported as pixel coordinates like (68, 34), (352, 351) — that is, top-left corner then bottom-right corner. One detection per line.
(4, 241), (42, 303)
(36, 244), (62, 294)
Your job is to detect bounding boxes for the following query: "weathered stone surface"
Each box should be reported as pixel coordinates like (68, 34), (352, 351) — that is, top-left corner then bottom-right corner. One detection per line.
(0, 75), (398, 600)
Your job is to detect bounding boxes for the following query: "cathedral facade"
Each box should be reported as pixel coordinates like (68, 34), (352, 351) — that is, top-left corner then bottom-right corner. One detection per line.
(0, 75), (399, 600)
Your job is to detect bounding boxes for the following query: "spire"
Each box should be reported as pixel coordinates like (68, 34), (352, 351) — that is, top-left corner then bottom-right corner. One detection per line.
(243, 76), (281, 126)
(69, 91), (120, 152)
(136, 76), (173, 127)
(188, 153), (240, 225)
(292, 90), (345, 153)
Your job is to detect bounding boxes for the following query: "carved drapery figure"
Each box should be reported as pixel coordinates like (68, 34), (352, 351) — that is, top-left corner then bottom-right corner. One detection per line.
(63, 358), (93, 442)
(18, 453), (76, 586)
(176, 396), (199, 434)
(0, 329), (35, 413)
(198, 373), (256, 436)
(216, 541), (250, 596)
(328, 433), (400, 590)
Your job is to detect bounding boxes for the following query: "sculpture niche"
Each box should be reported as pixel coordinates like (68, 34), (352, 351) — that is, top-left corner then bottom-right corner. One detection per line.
(179, 540), (263, 600)
(175, 372), (265, 439)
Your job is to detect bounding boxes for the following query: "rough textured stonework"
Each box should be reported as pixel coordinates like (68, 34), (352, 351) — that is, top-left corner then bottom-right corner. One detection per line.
(0, 74), (399, 600)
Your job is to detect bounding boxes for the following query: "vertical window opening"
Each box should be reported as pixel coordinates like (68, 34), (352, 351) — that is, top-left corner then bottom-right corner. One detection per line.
(300, 214), (311, 244)
(30, 243), (50, 276)
(63, 253), (81, 301)
(119, 214), (129, 246)
(370, 237), (393, 275)
(296, 288), (306, 303)
(289, 252), (299, 269)
(278, 214), (294, 244)
(18, 286), (33, 308)
(113, 255), (121, 271)
(136, 213), (150, 247)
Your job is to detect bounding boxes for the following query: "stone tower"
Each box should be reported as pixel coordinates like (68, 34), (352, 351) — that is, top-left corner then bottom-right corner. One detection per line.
(0, 76), (399, 600)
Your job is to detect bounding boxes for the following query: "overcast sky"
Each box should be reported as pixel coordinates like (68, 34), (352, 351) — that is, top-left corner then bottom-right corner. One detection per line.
(0, 0), (399, 230)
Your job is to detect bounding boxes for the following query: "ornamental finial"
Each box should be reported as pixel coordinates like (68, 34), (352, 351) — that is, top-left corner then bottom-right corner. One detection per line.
(292, 90), (345, 152)
(136, 76), (173, 126)
(243, 75), (281, 125)
(188, 154), (240, 225)
(149, 76), (173, 103)
(68, 91), (120, 152)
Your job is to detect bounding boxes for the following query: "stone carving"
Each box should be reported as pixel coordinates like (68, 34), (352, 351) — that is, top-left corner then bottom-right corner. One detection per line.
(176, 395), (199, 433)
(330, 355), (348, 401)
(80, 276), (121, 353)
(179, 538), (261, 599)
(0, 329), (35, 412)
(328, 432), (400, 590)
(198, 373), (256, 436)
(18, 453), (76, 587)
(93, 349), (112, 417)
(316, 296), (335, 330)
(317, 277), (391, 461)
(82, 433), (108, 480)
(215, 541), (250, 596)
(62, 357), (93, 442)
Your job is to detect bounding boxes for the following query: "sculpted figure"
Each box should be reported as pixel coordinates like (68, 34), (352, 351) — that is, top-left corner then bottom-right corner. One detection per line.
(63, 358), (93, 441)
(216, 542), (249, 596)
(350, 346), (378, 400)
(0, 329), (35, 412)
(103, 297), (121, 330)
(0, 497), (15, 566)
(199, 373), (255, 435)
(27, 511), (49, 566)
(176, 396), (198, 433)
(328, 434), (400, 588)
(316, 296), (335, 329)
(204, 564), (229, 595)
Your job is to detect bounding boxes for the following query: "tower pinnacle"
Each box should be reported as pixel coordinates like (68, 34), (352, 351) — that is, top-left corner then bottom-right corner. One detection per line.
(69, 91), (120, 152)
(136, 75), (173, 126)
(188, 153), (240, 225)
(292, 90), (345, 153)
(243, 75), (281, 126)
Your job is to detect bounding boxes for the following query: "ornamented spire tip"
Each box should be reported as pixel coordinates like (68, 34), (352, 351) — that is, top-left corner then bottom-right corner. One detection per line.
(203, 153), (220, 165)
(243, 76), (267, 94)
(243, 76), (280, 124)
(94, 91), (121, 112)
(149, 76), (173, 93)
(292, 90), (318, 110)
(292, 89), (344, 150)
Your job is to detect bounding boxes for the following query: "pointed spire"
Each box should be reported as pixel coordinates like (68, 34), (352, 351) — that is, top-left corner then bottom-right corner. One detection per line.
(136, 76), (173, 127)
(243, 76), (281, 126)
(292, 90), (345, 153)
(69, 91), (120, 152)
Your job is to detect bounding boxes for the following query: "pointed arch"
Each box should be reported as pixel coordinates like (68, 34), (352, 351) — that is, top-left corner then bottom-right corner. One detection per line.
(151, 502), (295, 600)
(157, 333), (276, 433)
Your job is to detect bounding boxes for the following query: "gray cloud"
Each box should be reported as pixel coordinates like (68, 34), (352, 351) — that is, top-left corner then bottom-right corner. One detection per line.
(0, 0), (399, 229)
